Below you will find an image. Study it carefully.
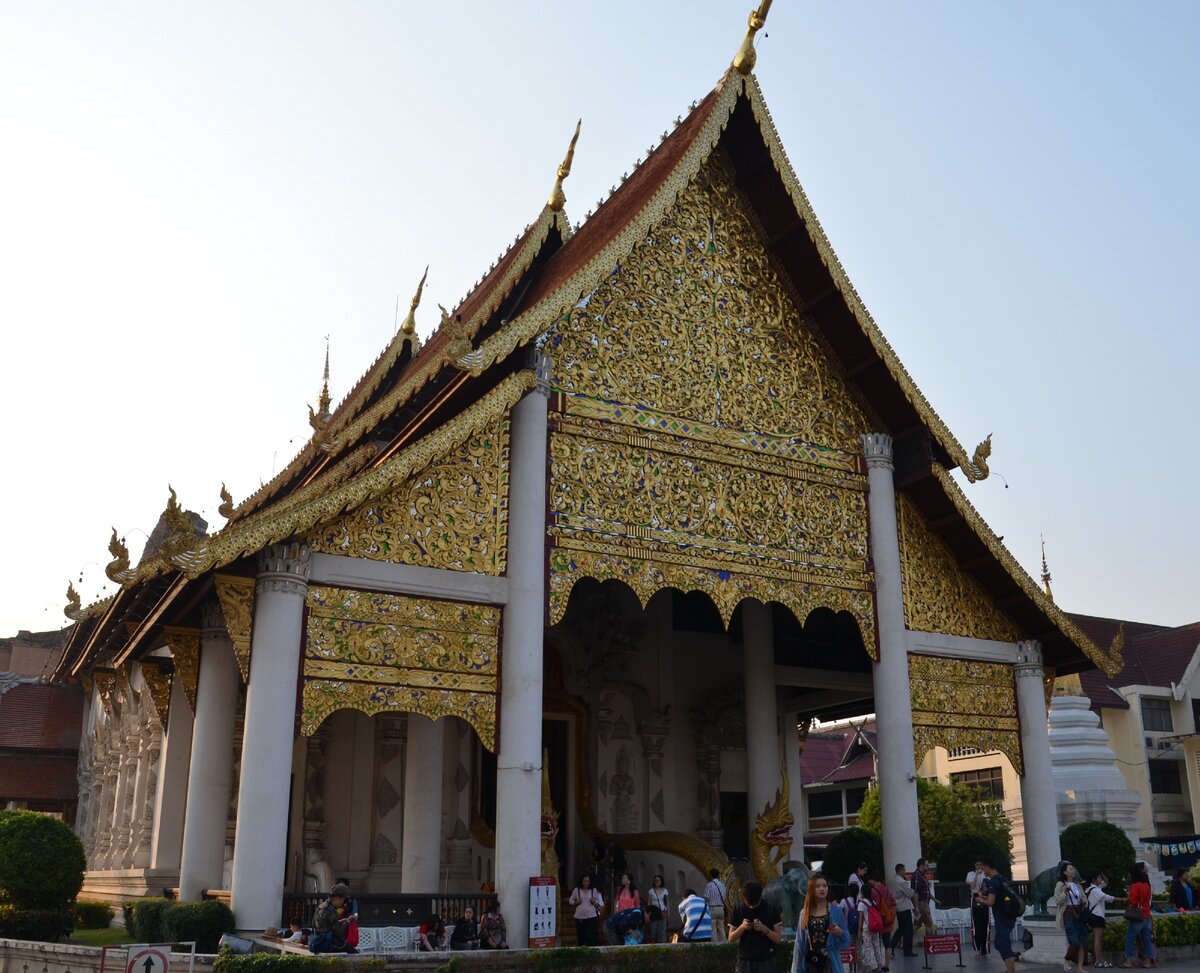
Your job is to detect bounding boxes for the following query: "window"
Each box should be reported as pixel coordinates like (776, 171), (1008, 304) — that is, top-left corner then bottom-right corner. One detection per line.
(1192, 698), (1200, 734)
(807, 791), (843, 819)
(950, 766), (1005, 800)
(1141, 698), (1173, 733)
(845, 786), (868, 814)
(1149, 763), (1182, 794)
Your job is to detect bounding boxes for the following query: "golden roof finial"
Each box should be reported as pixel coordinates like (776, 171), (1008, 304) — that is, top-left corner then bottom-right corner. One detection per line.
(732, 0), (774, 76)
(547, 119), (582, 212)
(399, 266), (428, 338)
(218, 483), (235, 520)
(1040, 534), (1054, 602)
(65, 582), (82, 620)
(309, 338), (333, 432)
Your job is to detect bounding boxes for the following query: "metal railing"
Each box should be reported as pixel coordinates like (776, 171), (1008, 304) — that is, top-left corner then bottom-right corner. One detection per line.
(282, 892), (498, 928)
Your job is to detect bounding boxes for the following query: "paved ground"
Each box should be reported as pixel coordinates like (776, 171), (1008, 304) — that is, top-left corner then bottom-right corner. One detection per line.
(887, 951), (1183, 973)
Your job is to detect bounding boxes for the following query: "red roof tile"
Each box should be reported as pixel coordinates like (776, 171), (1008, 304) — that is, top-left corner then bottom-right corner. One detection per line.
(1070, 613), (1200, 709)
(800, 732), (849, 783)
(0, 754), (79, 801)
(821, 752), (875, 784)
(0, 683), (83, 750)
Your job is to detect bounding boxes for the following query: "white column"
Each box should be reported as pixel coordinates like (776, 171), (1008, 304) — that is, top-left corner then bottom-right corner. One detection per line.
(494, 354), (550, 948)
(861, 433), (922, 871)
(179, 610), (240, 899)
(230, 543), (311, 930)
(744, 600), (781, 848)
(152, 674), (194, 872)
(1015, 640), (1061, 878)
(401, 714), (445, 891)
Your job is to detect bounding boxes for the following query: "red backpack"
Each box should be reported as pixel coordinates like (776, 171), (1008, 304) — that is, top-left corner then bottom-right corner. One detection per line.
(876, 886), (896, 929)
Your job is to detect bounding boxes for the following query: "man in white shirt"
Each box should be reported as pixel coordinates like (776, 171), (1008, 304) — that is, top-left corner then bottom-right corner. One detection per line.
(966, 859), (990, 954)
(705, 868), (728, 943)
(890, 862), (919, 957)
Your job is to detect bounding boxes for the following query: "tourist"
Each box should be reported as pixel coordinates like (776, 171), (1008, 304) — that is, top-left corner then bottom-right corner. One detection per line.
(976, 857), (1016, 973)
(646, 873), (670, 943)
(1085, 871), (1121, 968)
(847, 862), (868, 897)
(281, 920), (305, 944)
(966, 859), (990, 954)
(889, 864), (917, 957)
(1054, 861), (1088, 973)
(1169, 868), (1192, 911)
(678, 887), (713, 942)
(568, 873), (604, 946)
(418, 913), (446, 951)
(308, 883), (354, 954)
(449, 906), (480, 950)
(729, 880), (783, 973)
(855, 877), (886, 973)
(1122, 863), (1154, 968)
(480, 902), (508, 949)
(791, 873), (851, 973)
(609, 872), (644, 945)
(912, 859), (937, 937)
(707, 867), (730, 943)
(869, 877), (897, 967)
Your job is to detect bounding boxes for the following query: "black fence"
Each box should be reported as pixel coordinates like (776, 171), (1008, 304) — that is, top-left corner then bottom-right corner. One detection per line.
(826, 880), (1032, 910)
(282, 892), (498, 928)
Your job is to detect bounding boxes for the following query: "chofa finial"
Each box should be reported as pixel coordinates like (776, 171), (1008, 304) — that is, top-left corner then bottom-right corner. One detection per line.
(400, 266), (429, 338)
(732, 1), (774, 76)
(1040, 534), (1054, 602)
(309, 339), (333, 433)
(547, 119), (582, 212)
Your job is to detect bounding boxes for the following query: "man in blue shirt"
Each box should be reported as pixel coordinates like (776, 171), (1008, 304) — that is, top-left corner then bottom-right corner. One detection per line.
(976, 857), (1016, 973)
(678, 887), (713, 942)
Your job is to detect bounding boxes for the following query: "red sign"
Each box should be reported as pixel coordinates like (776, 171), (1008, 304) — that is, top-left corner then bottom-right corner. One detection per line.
(840, 947), (858, 966)
(528, 876), (558, 949)
(924, 934), (961, 955)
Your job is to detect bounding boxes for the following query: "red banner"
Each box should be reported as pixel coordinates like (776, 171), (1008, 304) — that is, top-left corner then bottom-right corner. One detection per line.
(924, 934), (961, 955)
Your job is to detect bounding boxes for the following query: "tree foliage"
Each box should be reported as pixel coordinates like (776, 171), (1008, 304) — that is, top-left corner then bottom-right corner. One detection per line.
(819, 827), (884, 885)
(938, 834), (1013, 880)
(0, 809), (86, 910)
(1059, 821), (1136, 896)
(857, 778), (1012, 864)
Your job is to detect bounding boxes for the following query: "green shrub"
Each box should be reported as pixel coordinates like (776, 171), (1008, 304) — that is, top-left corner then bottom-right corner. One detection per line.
(161, 900), (236, 953)
(0, 810), (86, 909)
(75, 899), (116, 929)
(1101, 913), (1200, 953)
(937, 834), (1013, 880)
(1059, 821), (1136, 896)
(436, 943), (762, 972)
(129, 897), (173, 942)
(214, 954), (386, 973)
(0, 904), (74, 942)
(820, 827), (884, 886)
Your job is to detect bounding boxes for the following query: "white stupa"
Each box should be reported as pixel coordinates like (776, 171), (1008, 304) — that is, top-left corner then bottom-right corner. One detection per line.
(1048, 694), (1143, 849)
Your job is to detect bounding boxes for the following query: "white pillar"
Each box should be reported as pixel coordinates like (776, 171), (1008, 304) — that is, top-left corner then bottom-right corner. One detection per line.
(230, 543), (310, 930)
(1015, 640), (1060, 879)
(744, 600), (782, 852)
(179, 612), (240, 899)
(400, 714), (445, 891)
(861, 433), (922, 871)
(152, 674), (194, 872)
(494, 354), (550, 948)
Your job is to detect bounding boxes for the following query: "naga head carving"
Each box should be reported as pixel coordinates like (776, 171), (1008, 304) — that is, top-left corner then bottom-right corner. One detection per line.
(105, 529), (132, 584)
(752, 761), (795, 882)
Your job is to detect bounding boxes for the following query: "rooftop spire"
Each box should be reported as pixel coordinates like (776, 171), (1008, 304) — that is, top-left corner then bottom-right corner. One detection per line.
(399, 266), (428, 338)
(309, 337), (332, 432)
(547, 119), (582, 212)
(732, 0), (774, 76)
(1040, 534), (1054, 601)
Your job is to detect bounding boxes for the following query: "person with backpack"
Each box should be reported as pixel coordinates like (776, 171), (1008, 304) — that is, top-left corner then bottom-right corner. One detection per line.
(856, 878), (886, 973)
(870, 877), (898, 966)
(977, 856), (1020, 973)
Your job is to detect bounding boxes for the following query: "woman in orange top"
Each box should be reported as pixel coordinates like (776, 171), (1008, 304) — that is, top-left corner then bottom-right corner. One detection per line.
(1121, 863), (1155, 969)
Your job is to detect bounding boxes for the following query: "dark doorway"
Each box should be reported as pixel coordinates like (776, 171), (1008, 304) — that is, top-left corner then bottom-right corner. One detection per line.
(720, 791), (749, 861)
(543, 717), (570, 886)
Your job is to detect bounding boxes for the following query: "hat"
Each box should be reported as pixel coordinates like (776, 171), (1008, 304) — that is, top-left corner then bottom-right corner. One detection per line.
(330, 883), (350, 897)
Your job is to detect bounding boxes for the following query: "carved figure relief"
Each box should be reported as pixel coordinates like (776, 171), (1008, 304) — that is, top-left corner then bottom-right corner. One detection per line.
(609, 747), (638, 834)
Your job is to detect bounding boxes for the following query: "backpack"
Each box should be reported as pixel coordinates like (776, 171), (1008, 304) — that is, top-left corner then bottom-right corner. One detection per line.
(842, 898), (859, 935)
(998, 880), (1025, 921)
(866, 903), (883, 933)
(878, 888), (896, 928)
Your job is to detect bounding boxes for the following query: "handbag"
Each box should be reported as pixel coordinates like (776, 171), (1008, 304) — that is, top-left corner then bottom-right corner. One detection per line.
(1123, 906), (1144, 922)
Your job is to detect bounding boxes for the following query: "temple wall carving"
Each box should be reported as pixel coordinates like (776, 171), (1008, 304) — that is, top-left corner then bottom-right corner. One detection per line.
(545, 149), (876, 644)
(309, 419), (510, 575)
(897, 495), (1023, 642)
(301, 585), (500, 750)
(908, 654), (1024, 775)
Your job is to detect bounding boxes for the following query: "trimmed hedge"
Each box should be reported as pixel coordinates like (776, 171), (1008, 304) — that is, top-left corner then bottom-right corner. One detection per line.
(214, 955), (386, 973)
(0, 810), (86, 909)
(161, 900), (236, 953)
(437, 942), (791, 972)
(937, 834), (1013, 881)
(128, 897), (174, 943)
(1101, 913), (1200, 952)
(0, 904), (74, 942)
(819, 827), (884, 885)
(1059, 821), (1136, 896)
(75, 899), (116, 929)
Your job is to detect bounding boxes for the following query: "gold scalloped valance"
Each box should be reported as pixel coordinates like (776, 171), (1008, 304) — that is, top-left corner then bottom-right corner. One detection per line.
(301, 585), (499, 750)
(909, 654), (1023, 775)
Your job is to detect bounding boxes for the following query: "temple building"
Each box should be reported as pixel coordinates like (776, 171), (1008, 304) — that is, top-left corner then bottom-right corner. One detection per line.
(54, 12), (1122, 940)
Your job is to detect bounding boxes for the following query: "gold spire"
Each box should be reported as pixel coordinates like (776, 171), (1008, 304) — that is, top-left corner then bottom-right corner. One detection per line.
(309, 339), (332, 432)
(547, 119), (582, 212)
(1040, 534), (1054, 601)
(399, 266), (428, 338)
(732, 1), (774, 76)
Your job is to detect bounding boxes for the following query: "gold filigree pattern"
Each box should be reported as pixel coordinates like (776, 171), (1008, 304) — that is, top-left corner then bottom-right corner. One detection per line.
(164, 627), (200, 713)
(897, 495), (1023, 642)
(549, 544), (877, 653)
(309, 418), (510, 575)
(928, 464), (1118, 676)
(301, 585), (500, 749)
(139, 663), (172, 728)
(214, 575), (256, 682)
(909, 654), (1023, 775)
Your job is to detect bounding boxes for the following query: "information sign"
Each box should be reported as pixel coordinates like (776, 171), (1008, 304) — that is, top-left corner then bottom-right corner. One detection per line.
(528, 876), (558, 949)
(923, 933), (965, 969)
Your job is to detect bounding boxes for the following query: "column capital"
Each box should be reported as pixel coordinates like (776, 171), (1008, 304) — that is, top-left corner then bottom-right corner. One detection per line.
(201, 600), (227, 634)
(861, 433), (894, 470)
(527, 347), (553, 396)
(1014, 639), (1044, 672)
(257, 542), (311, 596)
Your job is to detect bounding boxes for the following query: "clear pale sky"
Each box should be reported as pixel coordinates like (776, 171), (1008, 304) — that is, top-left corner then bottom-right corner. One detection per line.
(1, 2), (1196, 639)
